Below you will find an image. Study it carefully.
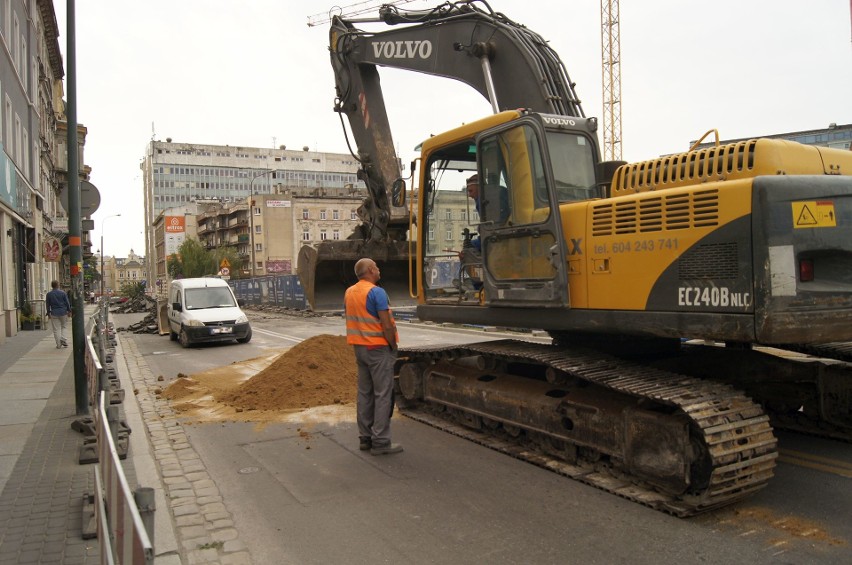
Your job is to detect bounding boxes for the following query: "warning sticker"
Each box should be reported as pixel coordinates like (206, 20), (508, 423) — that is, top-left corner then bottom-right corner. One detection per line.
(792, 201), (836, 229)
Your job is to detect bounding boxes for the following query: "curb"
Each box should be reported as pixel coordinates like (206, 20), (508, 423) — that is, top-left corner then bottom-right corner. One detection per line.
(118, 334), (253, 565)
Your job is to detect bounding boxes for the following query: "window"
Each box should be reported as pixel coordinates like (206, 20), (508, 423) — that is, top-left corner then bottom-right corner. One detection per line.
(253, 206), (261, 216)
(444, 209), (452, 220)
(12, 14), (18, 71)
(460, 209), (466, 221)
(302, 209), (309, 220)
(428, 227), (434, 241)
(255, 243), (262, 251)
(4, 96), (11, 150)
(350, 210), (357, 220)
(20, 36), (25, 89)
(320, 230), (327, 241)
(302, 229), (310, 241)
(254, 224), (261, 233)
(445, 229), (453, 240)
(320, 210), (327, 220)
(332, 209), (339, 220)
(333, 229), (340, 240)
(14, 113), (20, 161)
(22, 128), (27, 174)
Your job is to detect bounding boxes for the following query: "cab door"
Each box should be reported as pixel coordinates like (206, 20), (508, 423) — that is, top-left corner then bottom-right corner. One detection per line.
(477, 119), (569, 307)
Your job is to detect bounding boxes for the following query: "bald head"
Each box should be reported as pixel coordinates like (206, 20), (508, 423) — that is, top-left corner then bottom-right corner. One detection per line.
(354, 258), (378, 280)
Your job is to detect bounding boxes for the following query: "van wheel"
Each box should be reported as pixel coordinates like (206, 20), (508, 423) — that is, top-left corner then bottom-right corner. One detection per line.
(179, 328), (192, 348)
(237, 329), (252, 344)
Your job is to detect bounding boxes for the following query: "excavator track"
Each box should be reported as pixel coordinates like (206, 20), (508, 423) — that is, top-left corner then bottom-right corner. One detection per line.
(397, 339), (777, 517)
(649, 343), (852, 444)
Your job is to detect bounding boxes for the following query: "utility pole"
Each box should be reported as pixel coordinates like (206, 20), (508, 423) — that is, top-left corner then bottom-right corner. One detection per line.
(66, 0), (87, 415)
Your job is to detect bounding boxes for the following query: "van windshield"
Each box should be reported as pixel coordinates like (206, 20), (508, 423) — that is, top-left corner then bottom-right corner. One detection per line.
(185, 287), (237, 310)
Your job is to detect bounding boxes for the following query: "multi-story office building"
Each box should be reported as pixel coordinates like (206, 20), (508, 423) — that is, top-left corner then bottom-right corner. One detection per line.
(140, 140), (361, 284)
(0, 1), (68, 341)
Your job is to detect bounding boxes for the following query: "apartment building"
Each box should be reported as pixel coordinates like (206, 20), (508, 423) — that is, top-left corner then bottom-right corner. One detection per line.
(0, 0), (67, 341)
(140, 140), (360, 284)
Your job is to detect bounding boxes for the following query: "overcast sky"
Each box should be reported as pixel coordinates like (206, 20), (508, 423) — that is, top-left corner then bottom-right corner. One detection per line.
(53, 0), (852, 259)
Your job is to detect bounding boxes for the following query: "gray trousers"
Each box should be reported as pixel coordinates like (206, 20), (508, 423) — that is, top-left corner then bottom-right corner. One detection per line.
(49, 315), (68, 347)
(354, 345), (396, 447)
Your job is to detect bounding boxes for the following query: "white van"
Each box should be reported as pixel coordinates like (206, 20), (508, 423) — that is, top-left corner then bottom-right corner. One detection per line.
(167, 278), (252, 348)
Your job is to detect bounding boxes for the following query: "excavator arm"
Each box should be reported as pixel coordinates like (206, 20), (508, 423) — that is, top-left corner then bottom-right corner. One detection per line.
(299, 0), (588, 310)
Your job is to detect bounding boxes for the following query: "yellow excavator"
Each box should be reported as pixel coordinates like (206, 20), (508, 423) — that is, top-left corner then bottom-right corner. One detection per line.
(298, 1), (852, 515)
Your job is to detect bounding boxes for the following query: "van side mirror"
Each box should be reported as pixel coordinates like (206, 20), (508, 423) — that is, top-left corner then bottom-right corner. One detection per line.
(172, 303), (182, 312)
(237, 299), (245, 307)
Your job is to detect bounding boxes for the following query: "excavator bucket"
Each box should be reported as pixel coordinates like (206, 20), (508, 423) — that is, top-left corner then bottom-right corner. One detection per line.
(298, 241), (414, 311)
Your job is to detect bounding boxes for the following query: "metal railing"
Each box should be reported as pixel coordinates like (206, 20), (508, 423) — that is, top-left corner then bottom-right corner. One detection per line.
(79, 304), (155, 564)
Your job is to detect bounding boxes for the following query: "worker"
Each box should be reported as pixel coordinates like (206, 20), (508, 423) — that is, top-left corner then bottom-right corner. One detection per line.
(344, 257), (403, 456)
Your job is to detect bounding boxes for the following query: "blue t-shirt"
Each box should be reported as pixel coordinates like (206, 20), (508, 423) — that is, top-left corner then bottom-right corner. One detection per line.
(366, 286), (390, 318)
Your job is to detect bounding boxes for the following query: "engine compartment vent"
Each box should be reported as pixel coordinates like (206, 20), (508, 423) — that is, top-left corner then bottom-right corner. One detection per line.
(592, 189), (719, 236)
(611, 140), (758, 195)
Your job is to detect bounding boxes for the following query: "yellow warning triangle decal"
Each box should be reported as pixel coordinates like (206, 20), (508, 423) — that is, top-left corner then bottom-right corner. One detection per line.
(796, 205), (818, 226)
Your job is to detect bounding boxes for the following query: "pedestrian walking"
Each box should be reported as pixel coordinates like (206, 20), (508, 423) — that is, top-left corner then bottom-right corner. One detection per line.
(344, 258), (403, 455)
(46, 280), (72, 349)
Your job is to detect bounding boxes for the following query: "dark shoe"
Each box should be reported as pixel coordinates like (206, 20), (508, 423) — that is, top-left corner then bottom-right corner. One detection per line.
(370, 443), (403, 456)
(62, 343), (68, 348)
(359, 438), (372, 451)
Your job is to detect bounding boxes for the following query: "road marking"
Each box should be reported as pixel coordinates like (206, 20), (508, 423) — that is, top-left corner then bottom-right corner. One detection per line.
(778, 449), (852, 479)
(252, 327), (309, 343)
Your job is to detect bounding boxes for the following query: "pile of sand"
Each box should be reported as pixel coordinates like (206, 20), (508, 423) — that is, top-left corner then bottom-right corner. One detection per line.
(160, 334), (358, 424)
(218, 334), (357, 410)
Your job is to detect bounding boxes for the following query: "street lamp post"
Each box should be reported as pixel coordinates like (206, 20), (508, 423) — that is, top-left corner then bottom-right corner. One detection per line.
(248, 170), (274, 277)
(100, 214), (121, 299)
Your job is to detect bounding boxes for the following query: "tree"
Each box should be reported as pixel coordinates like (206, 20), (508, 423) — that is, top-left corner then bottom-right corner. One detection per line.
(167, 237), (247, 279)
(167, 238), (217, 279)
(120, 281), (146, 300)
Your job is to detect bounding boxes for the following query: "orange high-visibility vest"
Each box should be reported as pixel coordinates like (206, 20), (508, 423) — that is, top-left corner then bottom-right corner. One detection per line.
(345, 280), (398, 346)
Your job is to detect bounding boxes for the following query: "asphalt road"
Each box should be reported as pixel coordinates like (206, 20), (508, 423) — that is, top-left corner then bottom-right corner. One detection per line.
(115, 309), (852, 564)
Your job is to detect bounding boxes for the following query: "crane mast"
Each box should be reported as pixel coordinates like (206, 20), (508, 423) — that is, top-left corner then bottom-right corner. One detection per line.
(600, 0), (622, 161)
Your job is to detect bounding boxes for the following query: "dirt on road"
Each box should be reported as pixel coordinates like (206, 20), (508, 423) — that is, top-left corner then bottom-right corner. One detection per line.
(160, 334), (358, 425)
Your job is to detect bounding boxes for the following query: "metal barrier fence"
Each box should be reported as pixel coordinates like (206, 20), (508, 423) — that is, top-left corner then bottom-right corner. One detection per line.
(229, 274), (307, 309)
(94, 392), (154, 564)
(78, 304), (154, 564)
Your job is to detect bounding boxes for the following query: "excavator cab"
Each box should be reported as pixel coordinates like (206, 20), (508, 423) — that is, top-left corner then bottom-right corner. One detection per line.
(417, 111), (599, 310)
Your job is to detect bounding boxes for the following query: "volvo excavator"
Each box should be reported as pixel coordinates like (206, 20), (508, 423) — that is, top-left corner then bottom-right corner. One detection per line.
(298, 1), (852, 515)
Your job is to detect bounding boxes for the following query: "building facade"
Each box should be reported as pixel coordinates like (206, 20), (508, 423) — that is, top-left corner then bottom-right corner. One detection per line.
(140, 140), (361, 285)
(115, 249), (144, 293)
(0, 0), (67, 341)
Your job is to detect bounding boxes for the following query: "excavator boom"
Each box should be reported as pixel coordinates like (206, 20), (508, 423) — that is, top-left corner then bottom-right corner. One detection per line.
(298, 0), (589, 311)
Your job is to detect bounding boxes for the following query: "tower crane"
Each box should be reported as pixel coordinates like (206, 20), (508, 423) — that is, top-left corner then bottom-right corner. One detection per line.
(600, 0), (622, 161)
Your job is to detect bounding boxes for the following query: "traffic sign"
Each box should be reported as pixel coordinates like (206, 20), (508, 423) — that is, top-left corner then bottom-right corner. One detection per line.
(220, 258), (231, 269)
